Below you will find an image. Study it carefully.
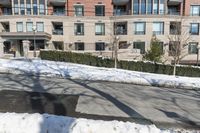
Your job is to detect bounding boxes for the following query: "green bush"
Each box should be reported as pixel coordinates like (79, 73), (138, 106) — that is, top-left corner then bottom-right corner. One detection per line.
(40, 50), (200, 77)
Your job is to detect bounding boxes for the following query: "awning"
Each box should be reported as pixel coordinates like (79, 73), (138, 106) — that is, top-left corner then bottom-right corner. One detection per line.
(0, 32), (51, 40)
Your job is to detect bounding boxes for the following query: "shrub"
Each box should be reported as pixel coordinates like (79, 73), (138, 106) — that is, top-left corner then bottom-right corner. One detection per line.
(40, 50), (200, 77)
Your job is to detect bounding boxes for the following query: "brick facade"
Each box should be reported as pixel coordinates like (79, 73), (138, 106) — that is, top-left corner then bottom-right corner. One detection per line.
(67, 0), (113, 16)
(184, 0), (200, 16)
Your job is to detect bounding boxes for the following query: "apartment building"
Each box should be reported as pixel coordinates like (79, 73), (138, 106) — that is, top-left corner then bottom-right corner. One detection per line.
(0, 0), (200, 65)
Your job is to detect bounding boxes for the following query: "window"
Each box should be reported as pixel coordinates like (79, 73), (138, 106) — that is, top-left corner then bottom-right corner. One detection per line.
(37, 22), (44, 32)
(114, 22), (127, 35)
(190, 23), (199, 35)
(3, 42), (12, 54)
(33, 0), (38, 15)
(52, 22), (63, 35)
(74, 23), (84, 35)
(133, 0), (139, 14)
(75, 42), (84, 50)
(39, 0), (45, 15)
(153, 0), (158, 14)
(159, 0), (164, 14)
(133, 42), (145, 54)
(147, 0), (152, 14)
(95, 23), (105, 35)
(53, 42), (64, 50)
(14, 0), (19, 15)
(170, 22), (181, 35)
(188, 42), (198, 54)
(26, 22), (33, 32)
(74, 5), (84, 16)
(153, 22), (164, 35)
(141, 0), (146, 14)
(17, 22), (23, 32)
(169, 41), (180, 56)
(20, 0), (25, 15)
(26, 0), (31, 15)
(95, 5), (105, 16)
(190, 6), (200, 16)
(119, 41), (129, 49)
(95, 42), (105, 51)
(29, 40), (45, 51)
(134, 22), (146, 35)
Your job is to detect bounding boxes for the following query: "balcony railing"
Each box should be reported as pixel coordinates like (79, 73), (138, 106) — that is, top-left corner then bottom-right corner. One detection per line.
(52, 29), (63, 35)
(114, 11), (130, 16)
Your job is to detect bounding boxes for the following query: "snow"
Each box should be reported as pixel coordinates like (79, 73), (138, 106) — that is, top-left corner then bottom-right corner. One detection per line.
(0, 112), (198, 133)
(0, 59), (199, 89)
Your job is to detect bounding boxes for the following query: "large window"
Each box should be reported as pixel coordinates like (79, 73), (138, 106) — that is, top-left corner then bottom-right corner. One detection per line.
(188, 42), (198, 54)
(134, 22), (146, 35)
(39, 0), (45, 15)
(33, 0), (38, 15)
(95, 42), (105, 51)
(26, 22), (33, 32)
(95, 5), (105, 16)
(114, 22), (127, 35)
(37, 22), (44, 32)
(75, 42), (84, 50)
(14, 0), (19, 15)
(190, 23), (199, 35)
(95, 23), (105, 35)
(190, 6), (200, 16)
(74, 23), (84, 35)
(29, 40), (45, 51)
(153, 22), (164, 35)
(17, 22), (23, 32)
(133, 0), (139, 14)
(147, 0), (152, 14)
(141, 0), (146, 14)
(74, 5), (84, 16)
(153, 0), (159, 14)
(26, 0), (31, 15)
(20, 0), (25, 15)
(159, 0), (164, 14)
(133, 42), (145, 54)
(170, 22), (181, 35)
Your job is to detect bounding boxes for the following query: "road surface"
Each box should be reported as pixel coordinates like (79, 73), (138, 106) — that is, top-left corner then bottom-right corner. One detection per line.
(0, 73), (199, 129)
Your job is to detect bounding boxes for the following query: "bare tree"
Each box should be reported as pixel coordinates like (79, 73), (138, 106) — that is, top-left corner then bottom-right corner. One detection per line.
(167, 18), (191, 76)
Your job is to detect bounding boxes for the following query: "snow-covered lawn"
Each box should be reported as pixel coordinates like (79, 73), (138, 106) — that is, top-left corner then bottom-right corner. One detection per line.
(0, 59), (199, 89)
(0, 112), (198, 133)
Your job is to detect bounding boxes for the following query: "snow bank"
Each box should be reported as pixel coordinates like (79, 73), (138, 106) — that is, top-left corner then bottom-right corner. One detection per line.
(0, 59), (199, 89)
(0, 113), (197, 133)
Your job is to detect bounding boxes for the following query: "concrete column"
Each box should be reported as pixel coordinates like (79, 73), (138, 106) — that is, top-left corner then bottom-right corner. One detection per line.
(22, 40), (30, 58)
(0, 41), (4, 57)
(46, 42), (53, 50)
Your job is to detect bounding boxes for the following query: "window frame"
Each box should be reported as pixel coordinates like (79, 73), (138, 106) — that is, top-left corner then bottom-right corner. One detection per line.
(133, 42), (146, 54)
(74, 23), (84, 35)
(95, 5), (105, 16)
(16, 22), (23, 32)
(190, 23), (199, 35)
(134, 22), (146, 35)
(95, 23), (105, 35)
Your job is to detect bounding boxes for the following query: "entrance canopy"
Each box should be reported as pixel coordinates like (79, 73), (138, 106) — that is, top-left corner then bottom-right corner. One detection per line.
(0, 32), (51, 40)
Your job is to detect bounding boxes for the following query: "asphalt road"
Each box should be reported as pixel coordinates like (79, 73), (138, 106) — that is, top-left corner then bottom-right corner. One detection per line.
(0, 73), (199, 129)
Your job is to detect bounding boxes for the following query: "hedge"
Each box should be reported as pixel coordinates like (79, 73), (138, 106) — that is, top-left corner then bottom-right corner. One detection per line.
(40, 50), (200, 77)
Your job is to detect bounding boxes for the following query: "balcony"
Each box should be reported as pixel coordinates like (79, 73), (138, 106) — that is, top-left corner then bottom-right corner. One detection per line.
(48, 0), (66, 6)
(168, 0), (182, 5)
(52, 22), (63, 35)
(112, 0), (129, 5)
